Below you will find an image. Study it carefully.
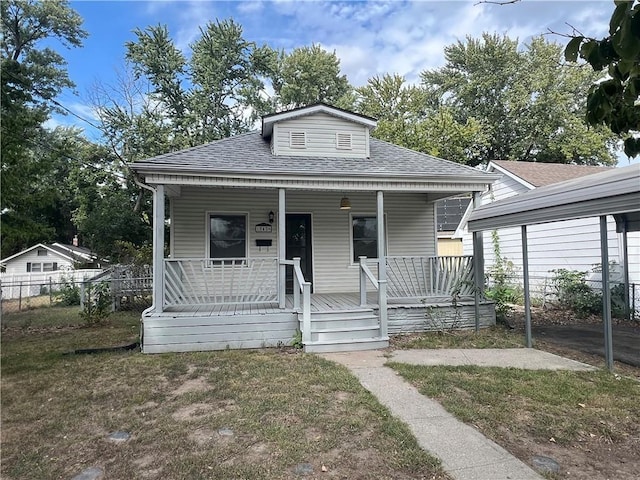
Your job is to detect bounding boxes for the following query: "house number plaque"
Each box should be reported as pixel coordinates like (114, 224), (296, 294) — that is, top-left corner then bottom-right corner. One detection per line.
(255, 223), (272, 233)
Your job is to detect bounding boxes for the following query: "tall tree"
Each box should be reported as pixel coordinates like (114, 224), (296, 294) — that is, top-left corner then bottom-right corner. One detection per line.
(355, 74), (488, 165)
(421, 33), (617, 165)
(1, 0), (88, 257)
(565, 0), (640, 157)
(269, 44), (352, 110)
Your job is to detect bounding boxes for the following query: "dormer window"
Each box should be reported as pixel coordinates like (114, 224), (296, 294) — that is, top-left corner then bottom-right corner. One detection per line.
(289, 131), (306, 149)
(336, 132), (352, 150)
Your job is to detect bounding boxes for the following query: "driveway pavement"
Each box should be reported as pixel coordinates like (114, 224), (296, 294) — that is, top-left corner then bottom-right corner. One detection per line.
(533, 323), (640, 367)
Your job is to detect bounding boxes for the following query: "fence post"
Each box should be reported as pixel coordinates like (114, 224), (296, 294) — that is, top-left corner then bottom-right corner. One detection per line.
(18, 281), (22, 312)
(49, 277), (53, 306)
(80, 281), (86, 310)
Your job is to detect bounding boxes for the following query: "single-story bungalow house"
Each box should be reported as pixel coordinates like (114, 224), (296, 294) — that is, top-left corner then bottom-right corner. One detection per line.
(130, 103), (500, 353)
(0, 240), (101, 274)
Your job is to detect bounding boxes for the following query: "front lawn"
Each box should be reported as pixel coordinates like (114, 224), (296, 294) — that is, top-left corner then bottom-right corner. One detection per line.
(390, 363), (640, 479)
(1, 308), (447, 480)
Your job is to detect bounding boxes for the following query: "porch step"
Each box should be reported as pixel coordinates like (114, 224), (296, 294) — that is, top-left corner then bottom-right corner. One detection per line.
(311, 325), (381, 342)
(309, 308), (374, 321)
(308, 313), (379, 330)
(303, 337), (389, 353)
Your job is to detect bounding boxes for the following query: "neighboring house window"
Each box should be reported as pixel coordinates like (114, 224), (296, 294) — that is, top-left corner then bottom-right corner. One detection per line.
(352, 216), (378, 262)
(289, 131), (306, 149)
(26, 262), (58, 272)
(336, 132), (352, 150)
(37, 248), (47, 256)
(209, 214), (247, 261)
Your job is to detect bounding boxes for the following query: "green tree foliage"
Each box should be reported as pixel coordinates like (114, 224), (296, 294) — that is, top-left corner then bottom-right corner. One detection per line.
(0, 0), (88, 257)
(565, 0), (640, 157)
(422, 33), (617, 165)
(355, 74), (488, 165)
(269, 44), (352, 110)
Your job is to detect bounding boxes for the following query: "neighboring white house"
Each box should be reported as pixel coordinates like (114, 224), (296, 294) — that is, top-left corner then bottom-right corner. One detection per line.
(130, 103), (500, 354)
(456, 160), (640, 295)
(0, 242), (104, 299)
(1, 241), (101, 274)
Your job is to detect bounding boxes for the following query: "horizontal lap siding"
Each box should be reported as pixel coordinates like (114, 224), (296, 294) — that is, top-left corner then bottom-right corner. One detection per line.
(3, 250), (74, 274)
(172, 188), (436, 294)
(386, 302), (495, 334)
(143, 313), (298, 353)
(274, 113), (368, 158)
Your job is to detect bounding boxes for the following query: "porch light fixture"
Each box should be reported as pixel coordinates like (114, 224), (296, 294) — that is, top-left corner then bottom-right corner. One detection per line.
(339, 196), (352, 210)
(268, 211), (275, 224)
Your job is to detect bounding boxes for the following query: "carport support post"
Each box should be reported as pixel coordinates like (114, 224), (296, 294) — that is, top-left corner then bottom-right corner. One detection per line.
(600, 215), (614, 371)
(377, 191), (388, 337)
(521, 225), (532, 348)
(472, 192), (484, 332)
(621, 219), (630, 320)
(278, 188), (286, 309)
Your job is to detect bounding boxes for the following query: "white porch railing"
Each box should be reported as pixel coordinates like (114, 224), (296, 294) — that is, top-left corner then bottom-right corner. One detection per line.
(360, 256), (475, 301)
(164, 257), (278, 307)
(280, 258), (311, 343)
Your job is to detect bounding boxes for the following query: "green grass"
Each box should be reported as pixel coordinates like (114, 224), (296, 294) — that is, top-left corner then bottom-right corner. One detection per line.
(1, 308), (448, 480)
(392, 325), (525, 349)
(389, 363), (640, 478)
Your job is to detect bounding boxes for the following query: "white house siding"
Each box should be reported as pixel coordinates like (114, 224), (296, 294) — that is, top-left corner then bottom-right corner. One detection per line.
(170, 187), (436, 294)
(272, 112), (369, 158)
(2, 248), (74, 274)
(462, 171), (640, 295)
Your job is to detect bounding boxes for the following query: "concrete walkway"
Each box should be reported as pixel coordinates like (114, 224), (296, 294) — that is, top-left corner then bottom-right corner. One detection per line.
(322, 349), (594, 480)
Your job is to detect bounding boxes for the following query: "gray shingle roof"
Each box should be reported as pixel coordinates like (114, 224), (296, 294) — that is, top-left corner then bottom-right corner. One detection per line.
(130, 131), (489, 179)
(492, 160), (612, 187)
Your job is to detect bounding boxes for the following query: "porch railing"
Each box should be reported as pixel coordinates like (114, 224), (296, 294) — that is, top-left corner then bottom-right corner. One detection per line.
(163, 257), (278, 307)
(384, 256), (475, 299)
(280, 258), (311, 343)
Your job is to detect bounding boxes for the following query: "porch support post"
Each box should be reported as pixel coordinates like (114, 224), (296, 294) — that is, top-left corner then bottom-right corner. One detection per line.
(377, 191), (388, 337)
(521, 225), (532, 348)
(153, 184), (165, 313)
(600, 216), (614, 371)
(278, 188), (286, 309)
(472, 191), (484, 332)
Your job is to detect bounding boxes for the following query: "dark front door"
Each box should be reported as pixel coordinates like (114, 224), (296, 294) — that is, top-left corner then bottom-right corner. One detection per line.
(286, 214), (313, 294)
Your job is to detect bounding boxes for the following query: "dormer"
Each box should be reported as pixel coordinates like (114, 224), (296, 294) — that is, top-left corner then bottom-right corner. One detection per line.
(261, 103), (377, 158)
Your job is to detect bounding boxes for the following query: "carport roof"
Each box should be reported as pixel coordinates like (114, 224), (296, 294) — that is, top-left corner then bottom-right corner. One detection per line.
(467, 164), (640, 233)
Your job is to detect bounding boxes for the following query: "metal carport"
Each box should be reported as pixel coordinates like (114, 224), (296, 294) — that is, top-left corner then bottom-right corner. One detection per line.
(468, 164), (640, 371)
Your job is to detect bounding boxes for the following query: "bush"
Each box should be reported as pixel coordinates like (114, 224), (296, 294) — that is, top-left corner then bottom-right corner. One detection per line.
(80, 282), (111, 325)
(55, 278), (80, 306)
(485, 230), (522, 324)
(551, 269), (601, 318)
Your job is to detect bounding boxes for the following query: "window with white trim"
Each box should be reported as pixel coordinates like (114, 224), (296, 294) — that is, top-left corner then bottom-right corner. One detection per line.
(336, 132), (352, 150)
(26, 262), (58, 272)
(289, 131), (306, 148)
(209, 214), (247, 262)
(352, 216), (378, 262)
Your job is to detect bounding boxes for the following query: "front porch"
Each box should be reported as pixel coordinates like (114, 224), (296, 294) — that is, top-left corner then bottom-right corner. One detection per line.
(142, 255), (496, 353)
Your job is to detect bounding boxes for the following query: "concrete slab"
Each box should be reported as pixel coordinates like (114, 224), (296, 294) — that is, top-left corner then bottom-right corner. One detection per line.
(324, 349), (545, 480)
(390, 348), (595, 371)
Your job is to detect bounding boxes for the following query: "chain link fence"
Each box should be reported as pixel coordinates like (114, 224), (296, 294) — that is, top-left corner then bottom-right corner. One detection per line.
(485, 271), (640, 320)
(1, 266), (152, 317)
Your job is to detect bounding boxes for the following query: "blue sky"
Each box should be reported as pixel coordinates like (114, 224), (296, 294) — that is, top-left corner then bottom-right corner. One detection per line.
(49, 0), (636, 166)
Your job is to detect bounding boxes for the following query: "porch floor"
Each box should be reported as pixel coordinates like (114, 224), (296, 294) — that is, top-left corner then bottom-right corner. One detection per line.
(159, 292), (462, 317)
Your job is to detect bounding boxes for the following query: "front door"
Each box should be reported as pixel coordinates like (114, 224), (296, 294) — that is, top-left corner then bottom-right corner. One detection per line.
(286, 214), (313, 294)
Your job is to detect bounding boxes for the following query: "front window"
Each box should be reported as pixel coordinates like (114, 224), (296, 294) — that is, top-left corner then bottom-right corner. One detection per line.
(352, 216), (378, 262)
(209, 214), (247, 261)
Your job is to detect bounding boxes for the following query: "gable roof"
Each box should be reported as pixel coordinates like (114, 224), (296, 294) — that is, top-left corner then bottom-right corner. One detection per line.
(131, 131), (494, 182)
(1, 243), (98, 265)
(490, 160), (612, 189)
(261, 103), (377, 138)
(468, 164), (640, 232)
